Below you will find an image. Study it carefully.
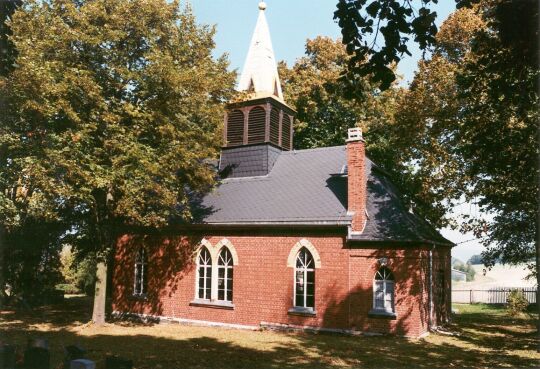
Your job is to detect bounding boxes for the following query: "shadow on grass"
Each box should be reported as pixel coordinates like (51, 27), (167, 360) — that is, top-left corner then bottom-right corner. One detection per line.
(0, 298), (538, 369)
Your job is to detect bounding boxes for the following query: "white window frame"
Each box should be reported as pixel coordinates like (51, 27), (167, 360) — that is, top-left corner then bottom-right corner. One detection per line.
(133, 247), (147, 296)
(194, 240), (237, 304)
(217, 248), (234, 302)
(196, 247), (213, 300)
(373, 267), (395, 313)
(293, 248), (315, 310)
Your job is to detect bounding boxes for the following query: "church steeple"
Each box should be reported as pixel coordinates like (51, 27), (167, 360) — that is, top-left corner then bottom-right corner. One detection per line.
(237, 2), (283, 101)
(220, 2), (296, 178)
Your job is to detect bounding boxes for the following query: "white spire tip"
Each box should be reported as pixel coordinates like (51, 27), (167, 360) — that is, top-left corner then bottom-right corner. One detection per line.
(258, 2), (267, 10)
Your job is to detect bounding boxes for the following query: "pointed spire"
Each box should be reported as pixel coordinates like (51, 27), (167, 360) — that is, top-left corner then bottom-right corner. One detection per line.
(238, 2), (284, 101)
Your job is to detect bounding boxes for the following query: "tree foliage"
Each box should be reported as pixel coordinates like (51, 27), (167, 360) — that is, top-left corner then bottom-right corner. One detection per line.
(334, 0), (439, 92)
(1, 0), (235, 316)
(279, 36), (402, 151)
(455, 0), (538, 270)
(394, 0), (538, 279)
(0, 0), (21, 77)
(394, 7), (485, 228)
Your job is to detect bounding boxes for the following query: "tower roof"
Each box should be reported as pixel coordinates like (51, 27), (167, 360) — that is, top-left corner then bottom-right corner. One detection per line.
(237, 2), (284, 101)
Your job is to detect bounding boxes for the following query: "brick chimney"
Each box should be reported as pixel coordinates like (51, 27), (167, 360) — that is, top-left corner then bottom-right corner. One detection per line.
(346, 128), (367, 234)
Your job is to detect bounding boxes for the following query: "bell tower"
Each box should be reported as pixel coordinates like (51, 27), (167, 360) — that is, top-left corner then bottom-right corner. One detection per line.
(220, 2), (296, 178)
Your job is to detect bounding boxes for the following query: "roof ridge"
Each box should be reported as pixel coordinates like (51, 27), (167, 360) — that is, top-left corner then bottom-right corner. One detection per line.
(282, 145), (346, 155)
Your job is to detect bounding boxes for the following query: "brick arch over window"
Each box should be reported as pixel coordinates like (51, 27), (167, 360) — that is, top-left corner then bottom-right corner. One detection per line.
(194, 238), (213, 259)
(195, 238), (239, 266)
(286, 239), (321, 268)
(214, 238), (239, 266)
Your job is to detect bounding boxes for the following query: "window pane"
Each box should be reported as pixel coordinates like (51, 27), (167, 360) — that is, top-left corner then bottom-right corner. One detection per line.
(307, 270), (314, 284)
(296, 271), (304, 291)
(294, 248), (316, 308)
(295, 293), (303, 307)
(306, 270), (315, 296)
(306, 294), (314, 309)
(227, 270), (233, 302)
(374, 281), (384, 308)
(197, 248), (212, 300)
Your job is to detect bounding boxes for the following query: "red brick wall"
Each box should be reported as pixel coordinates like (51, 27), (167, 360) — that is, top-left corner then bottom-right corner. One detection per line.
(347, 247), (430, 337)
(112, 232), (451, 337)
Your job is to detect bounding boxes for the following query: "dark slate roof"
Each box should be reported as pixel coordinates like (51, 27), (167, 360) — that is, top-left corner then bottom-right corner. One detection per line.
(197, 145), (452, 245)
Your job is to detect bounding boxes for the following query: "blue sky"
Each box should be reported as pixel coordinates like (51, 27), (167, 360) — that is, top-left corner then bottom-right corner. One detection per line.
(191, 0), (483, 262)
(191, 0), (457, 84)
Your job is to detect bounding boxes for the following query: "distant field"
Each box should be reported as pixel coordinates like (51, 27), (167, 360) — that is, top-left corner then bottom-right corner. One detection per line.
(453, 263), (535, 289)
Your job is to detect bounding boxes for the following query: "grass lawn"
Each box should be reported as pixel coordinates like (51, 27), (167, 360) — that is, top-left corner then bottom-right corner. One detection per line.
(0, 297), (538, 368)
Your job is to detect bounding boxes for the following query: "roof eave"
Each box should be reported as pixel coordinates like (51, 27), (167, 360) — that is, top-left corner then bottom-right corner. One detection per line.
(346, 237), (455, 247)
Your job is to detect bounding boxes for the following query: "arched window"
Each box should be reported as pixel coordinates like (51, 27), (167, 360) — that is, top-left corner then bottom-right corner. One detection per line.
(197, 247), (212, 300)
(134, 247), (147, 296)
(373, 267), (395, 312)
(217, 248), (234, 302)
(294, 247), (315, 309)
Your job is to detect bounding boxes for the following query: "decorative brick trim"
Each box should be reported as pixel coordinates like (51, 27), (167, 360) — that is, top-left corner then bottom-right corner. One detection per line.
(214, 238), (239, 266)
(195, 238), (239, 265)
(286, 238), (321, 268)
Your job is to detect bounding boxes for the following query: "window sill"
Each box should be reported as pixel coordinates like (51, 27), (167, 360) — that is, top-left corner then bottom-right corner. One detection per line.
(190, 299), (235, 310)
(288, 307), (317, 317)
(368, 309), (397, 319)
(130, 294), (148, 301)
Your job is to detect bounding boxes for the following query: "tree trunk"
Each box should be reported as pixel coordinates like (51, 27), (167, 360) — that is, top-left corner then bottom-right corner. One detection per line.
(92, 260), (108, 324)
(0, 225), (5, 309)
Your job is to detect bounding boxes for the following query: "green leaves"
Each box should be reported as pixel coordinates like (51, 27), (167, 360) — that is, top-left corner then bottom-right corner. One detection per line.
(1, 0), (235, 233)
(393, 1), (538, 271)
(334, 0), (439, 93)
(280, 37), (403, 151)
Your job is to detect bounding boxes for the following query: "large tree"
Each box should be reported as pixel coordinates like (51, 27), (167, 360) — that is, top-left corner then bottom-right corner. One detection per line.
(2, 0), (235, 322)
(395, 1), (539, 324)
(395, 7), (485, 229)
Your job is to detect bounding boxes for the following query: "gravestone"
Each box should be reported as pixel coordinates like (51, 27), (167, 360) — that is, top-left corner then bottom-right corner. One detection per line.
(69, 359), (95, 369)
(63, 345), (86, 369)
(27, 339), (48, 350)
(105, 355), (133, 369)
(0, 344), (15, 369)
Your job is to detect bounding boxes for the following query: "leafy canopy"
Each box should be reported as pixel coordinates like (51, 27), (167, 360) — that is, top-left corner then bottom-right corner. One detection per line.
(2, 0), (235, 234)
(394, 0), (539, 272)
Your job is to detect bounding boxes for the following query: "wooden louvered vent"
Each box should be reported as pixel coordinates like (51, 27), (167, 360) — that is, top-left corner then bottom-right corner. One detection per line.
(281, 115), (291, 150)
(270, 108), (280, 146)
(247, 107), (266, 144)
(226, 110), (244, 146)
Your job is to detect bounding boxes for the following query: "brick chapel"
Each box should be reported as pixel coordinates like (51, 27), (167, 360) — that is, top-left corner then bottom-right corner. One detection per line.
(111, 2), (453, 338)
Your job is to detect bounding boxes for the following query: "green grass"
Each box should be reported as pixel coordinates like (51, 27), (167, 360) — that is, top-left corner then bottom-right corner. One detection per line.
(0, 298), (538, 368)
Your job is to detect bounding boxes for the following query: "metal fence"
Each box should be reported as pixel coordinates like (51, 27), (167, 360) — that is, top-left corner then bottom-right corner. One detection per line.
(452, 287), (537, 304)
